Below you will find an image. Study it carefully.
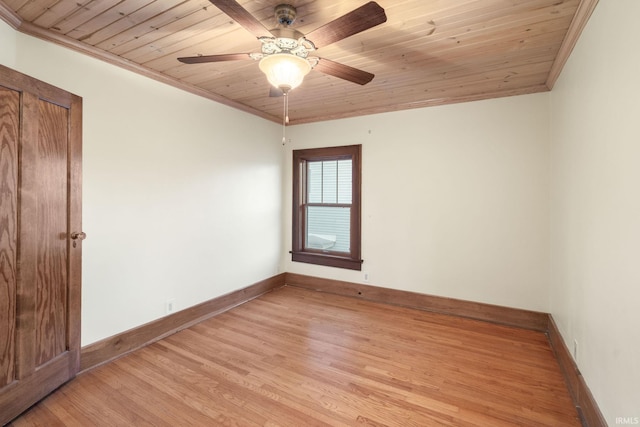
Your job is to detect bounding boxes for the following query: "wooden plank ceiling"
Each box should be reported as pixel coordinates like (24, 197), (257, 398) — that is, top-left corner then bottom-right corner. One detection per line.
(1, 0), (596, 124)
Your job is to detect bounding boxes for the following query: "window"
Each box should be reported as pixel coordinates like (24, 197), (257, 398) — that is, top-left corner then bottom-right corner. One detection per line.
(292, 145), (362, 270)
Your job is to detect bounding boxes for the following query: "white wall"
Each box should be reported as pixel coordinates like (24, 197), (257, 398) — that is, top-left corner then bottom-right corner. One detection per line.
(283, 94), (551, 312)
(549, 1), (640, 423)
(0, 20), (16, 65)
(1, 22), (283, 345)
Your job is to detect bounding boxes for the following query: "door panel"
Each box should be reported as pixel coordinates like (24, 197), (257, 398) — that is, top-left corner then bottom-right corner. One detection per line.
(0, 65), (82, 425)
(0, 87), (19, 390)
(35, 100), (69, 366)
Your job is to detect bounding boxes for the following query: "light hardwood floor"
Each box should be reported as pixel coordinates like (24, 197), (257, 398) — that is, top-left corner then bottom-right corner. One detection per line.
(10, 286), (580, 426)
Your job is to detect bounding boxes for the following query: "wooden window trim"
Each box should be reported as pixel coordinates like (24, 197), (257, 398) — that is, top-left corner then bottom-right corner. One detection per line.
(292, 145), (362, 270)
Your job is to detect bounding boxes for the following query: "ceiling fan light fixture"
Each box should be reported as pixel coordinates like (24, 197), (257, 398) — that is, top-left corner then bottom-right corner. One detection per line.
(259, 53), (311, 92)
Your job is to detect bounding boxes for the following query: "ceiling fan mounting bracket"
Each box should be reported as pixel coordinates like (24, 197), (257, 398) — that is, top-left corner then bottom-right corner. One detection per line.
(274, 4), (297, 26)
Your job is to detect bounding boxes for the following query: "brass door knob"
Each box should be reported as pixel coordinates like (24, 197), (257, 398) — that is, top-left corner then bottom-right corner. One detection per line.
(71, 232), (87, 240)
(70, 232), (86, 247)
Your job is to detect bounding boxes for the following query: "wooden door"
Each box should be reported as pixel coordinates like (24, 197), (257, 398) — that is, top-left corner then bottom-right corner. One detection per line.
(0, 65), (83, 425)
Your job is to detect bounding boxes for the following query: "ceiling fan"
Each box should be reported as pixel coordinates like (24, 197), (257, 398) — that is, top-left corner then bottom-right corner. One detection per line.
(177, 0), (387, 94)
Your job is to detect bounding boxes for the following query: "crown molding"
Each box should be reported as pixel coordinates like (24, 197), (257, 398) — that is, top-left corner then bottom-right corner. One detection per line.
(0, 0), (21, 29)
(289, 84), (549, 125)
(546, 0), (600, 89)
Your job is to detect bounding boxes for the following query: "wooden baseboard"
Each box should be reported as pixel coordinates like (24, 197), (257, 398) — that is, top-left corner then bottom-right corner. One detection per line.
(284, 273), (549, 331)
(79, 273), (286, 372)
(547, 316), (607, 427)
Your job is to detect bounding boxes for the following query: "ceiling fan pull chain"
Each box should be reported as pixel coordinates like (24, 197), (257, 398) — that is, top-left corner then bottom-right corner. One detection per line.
(285, 92), (290, 125)
(282, 92), (288, 145)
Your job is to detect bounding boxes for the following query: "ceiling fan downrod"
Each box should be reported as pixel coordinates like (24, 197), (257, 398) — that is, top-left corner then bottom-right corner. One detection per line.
(275, 4), (297, 27)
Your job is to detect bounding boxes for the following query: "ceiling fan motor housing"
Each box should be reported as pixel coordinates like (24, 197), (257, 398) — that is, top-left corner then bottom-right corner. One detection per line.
(256, 27), (315, 60)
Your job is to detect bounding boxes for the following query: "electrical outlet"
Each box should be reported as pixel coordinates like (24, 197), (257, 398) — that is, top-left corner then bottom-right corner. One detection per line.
(363, 272), (369, 282)
(573, 339), (578, 361)
(166, 299), (176, 314)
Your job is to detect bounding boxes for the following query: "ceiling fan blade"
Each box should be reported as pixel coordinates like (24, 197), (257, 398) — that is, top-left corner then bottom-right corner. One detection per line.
(314, 58), (375, 85)
(305, 2), (387, 49)
(208, 0), (273, 38)
(178, 53), (252, 64)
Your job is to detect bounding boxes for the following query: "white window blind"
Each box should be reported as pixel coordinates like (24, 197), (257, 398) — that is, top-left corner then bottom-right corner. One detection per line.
(305, 159), (352, 252)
